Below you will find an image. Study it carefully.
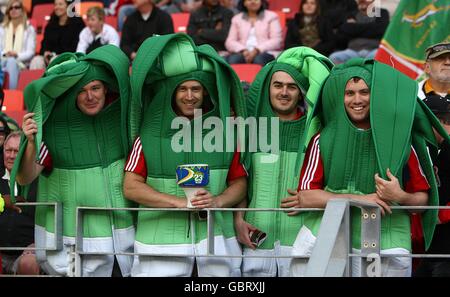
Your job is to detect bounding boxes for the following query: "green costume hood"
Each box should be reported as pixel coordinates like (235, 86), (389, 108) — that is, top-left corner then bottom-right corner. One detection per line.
(247, 46), (333, 173)
(320, 58), (450, 250)
(129, 33), (247, 157)
(10, 45), (131, 202)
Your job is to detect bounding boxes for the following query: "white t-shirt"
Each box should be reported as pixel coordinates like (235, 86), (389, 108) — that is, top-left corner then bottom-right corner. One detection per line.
(76, 23), (120, 54)
(245, 26), (257, 52)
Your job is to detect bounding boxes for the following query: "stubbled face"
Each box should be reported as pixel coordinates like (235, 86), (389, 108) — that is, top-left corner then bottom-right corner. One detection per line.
(87, 14), (103, 34)
(76, 80), (107, 116)
(269, 71), (302, 119)
(54, 0), (67, 18)
(3, 136), (19, 172)
(302, 0), (317, 16)
(425, 53), (450, 84)
(174, 80), (206, 119)
(344, 78), (371, 129)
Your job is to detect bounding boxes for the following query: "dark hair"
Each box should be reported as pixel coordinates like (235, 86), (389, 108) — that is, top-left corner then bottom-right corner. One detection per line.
(0, 115), (11, 137)
(298, 0), (320, 27)
(299, 0), (320, 17)
(237, 0), (268, 15)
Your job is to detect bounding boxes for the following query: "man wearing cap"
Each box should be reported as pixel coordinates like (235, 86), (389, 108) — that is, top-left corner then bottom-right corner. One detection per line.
(413, 43), (450, 277)
(233, 47), (332, 277)
(418, 42), (450, 101)
(123, 33), (248, 277)
(293, 59), (448, 277)
(12, 46), (135, 277)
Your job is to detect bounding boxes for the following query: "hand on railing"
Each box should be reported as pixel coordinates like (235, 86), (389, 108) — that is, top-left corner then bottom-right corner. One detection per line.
(190, 190), (218, 209)
(280, 189), (302, 216)
(352, 193), (391, 216)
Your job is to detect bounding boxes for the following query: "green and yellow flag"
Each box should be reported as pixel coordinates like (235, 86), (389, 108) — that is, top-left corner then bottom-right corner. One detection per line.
(375, 0), (450, 79)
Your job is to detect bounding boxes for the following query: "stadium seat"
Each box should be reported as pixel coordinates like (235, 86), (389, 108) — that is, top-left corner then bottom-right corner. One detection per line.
(268, 0), (301, 20)
(105, 15), (118, 29)
(17, 69), (45, 91)
(31, 3), (54, 33)
(2, 72), (9, 89)
(5, 110), (27, 128)
(23, 0), (32, 14)
(231, 64), (262, 83)
(2, 90), (24, 112)
(171, 13), (190, 33)
(35, 33), (44, 55)
(77, 1), (104, 19)
(274, 10), (286, 31)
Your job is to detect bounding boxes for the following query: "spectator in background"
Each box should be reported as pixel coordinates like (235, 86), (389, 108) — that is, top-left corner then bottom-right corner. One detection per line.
(0, 112), (11, 172)
(284, 0), (335, 57)
(187, 0), (233, 53)
(225, 0), (282, 66)
(106, 0), (133, 31)
(0, 0), (36, 89)
(0, 131), (39, 275)
(329, 0), (389, 64)
(164, 0), (202, 14)
(76, 6), (120, 54)
(220, 0), (238, 14)
(29, 0), (85, 69)
(413, 43), (450, 277)
(120, 0), (173, 61)
(319, 0), (357, 32)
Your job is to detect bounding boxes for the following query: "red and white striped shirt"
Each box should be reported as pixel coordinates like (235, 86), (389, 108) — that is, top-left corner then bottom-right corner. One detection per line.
(125, 137), (248, 182)
(298, 133), (430, 193)
(37, 142), (52, 171)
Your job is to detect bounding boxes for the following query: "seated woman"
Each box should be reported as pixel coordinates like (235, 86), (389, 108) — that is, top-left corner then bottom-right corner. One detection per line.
(29, 0), (84, 69)
(284, 0), (335, 57)
(225, 0), (282, 66)
(0, 0), (35, 89)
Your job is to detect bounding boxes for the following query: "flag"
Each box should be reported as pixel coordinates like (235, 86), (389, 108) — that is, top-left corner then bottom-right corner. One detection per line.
(375, 0), (450, 79)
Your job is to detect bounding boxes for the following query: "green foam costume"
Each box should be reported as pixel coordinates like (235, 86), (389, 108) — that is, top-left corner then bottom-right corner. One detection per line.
(10, 45), (135, 276)
(242, 47), (332, 275)
(129, 33), (247, 272)
(303, 59), (450, 252)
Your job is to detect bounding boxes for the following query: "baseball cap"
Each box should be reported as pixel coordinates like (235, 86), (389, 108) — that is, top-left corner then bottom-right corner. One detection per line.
(425, 42), (450, 60)
(423, 94), (450, 114)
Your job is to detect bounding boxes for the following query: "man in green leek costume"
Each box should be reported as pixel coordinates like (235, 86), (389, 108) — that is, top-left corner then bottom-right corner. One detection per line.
(295, 58), (450, 276)
(11, 45), (135, 277)
(123, 33), (248, 277)
(233, 47), (333, 277)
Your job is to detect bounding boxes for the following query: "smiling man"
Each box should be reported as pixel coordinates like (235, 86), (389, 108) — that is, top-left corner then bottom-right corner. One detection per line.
(233, 48), (333, 277)
(293, 58), (447, 277)
(123, 33), (248, 277)
(14, 46), (134, 277)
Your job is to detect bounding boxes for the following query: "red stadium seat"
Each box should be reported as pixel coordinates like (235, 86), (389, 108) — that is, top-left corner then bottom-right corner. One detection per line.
(105, 15), (118, 29)
(231, 64), (262, 83)
(35, 33), (44, 55)
(2, 90), (24, 112)
(5, 110), (27, 128)
(2, 72), (9, 89)
(17, 69), (45, 91)
(77, 1), (104, 20)
(31, 4), (54, 33)
(171, 13), (190, 33)
(268, 0), (301, 20)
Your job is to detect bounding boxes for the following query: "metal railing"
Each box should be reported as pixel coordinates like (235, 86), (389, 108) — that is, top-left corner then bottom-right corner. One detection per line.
(2, 200), (450, 277)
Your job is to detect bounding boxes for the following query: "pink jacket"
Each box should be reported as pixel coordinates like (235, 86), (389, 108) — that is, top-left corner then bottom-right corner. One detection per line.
(225, 10), (283, 57)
